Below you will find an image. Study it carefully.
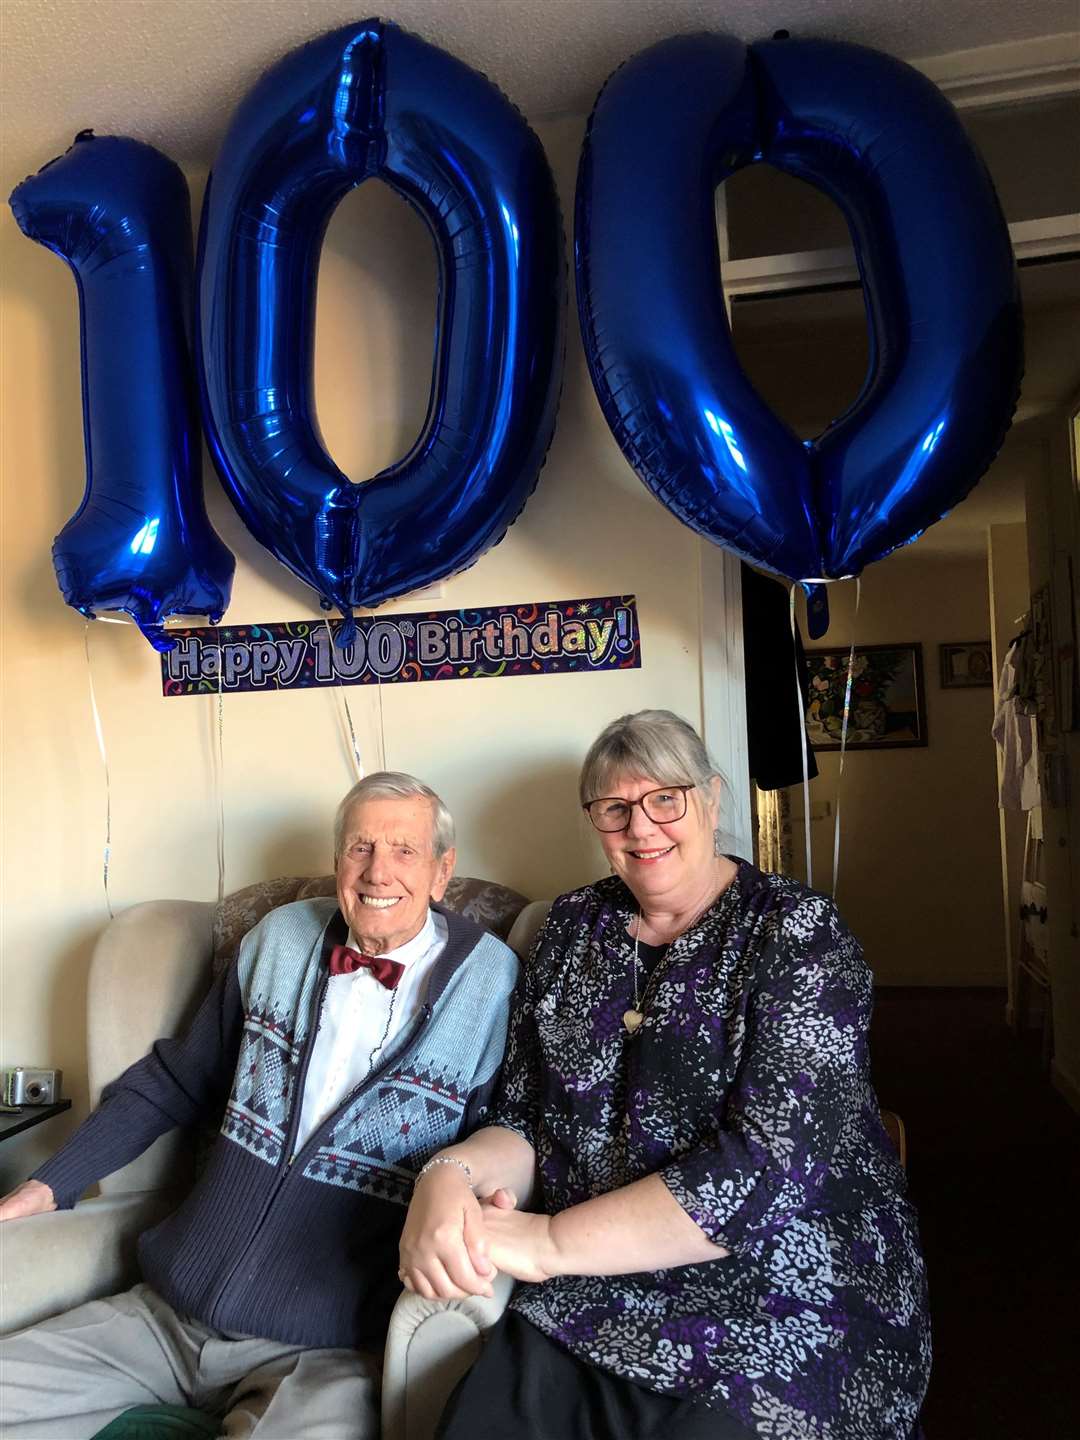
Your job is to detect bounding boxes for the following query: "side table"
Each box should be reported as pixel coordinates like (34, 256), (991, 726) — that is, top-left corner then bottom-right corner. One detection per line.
(0, 1100), (72, 1142)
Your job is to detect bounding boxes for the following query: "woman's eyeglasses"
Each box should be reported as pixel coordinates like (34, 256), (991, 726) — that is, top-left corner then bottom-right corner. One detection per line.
(583, 786), (692, 833)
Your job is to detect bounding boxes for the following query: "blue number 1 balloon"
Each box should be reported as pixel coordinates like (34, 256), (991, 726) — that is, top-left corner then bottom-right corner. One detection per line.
(198, 19), (566, 644)
(9, 133), (234, 651)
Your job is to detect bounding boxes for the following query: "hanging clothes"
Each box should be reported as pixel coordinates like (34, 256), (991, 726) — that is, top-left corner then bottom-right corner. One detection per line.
(741, 564), (818, 791)
(1012, 616), (1038, 708)
(992, 633), (1040, 811)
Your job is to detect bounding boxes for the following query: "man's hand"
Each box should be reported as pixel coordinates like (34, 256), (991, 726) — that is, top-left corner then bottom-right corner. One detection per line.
(0, 1179), (56, 1222)
(398, 1167), (496, 1301)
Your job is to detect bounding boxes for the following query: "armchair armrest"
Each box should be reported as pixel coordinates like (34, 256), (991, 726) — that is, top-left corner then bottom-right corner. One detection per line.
(89, 898), (214, 1197)
(506, 900), (550, 961)
(0, 1190), (176, 1336)
(381, 1271), (516, 1440)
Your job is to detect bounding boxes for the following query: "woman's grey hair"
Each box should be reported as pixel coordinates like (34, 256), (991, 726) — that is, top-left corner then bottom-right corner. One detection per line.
(579, 710), (724, 806)
(333, 771), (455, 859)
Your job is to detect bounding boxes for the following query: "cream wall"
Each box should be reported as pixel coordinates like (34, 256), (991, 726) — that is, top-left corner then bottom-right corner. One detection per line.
(788, 551), (1004, 987)
(0, 116), (712, 1183)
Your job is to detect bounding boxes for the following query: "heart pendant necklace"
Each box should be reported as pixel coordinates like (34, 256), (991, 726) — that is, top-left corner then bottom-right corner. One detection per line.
(623, 911), (645, 1034)
(622, 881), (724, 1036)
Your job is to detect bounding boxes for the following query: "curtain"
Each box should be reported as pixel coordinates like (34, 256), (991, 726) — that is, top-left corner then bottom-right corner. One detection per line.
(755, 785), (793, 874)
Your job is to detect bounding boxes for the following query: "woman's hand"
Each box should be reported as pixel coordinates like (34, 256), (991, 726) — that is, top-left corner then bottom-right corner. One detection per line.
(398, 1167), (496, 1301)
(479, 1194), (563, 1284)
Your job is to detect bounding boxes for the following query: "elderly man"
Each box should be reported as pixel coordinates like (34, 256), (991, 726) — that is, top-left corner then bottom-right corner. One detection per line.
(0, 772), (518, 1439)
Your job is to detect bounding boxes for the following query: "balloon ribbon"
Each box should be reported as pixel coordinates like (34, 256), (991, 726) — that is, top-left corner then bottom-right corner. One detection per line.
(788, 577), (861, 898)
(789, 587), (814, 890)
(325, 618), (365, 780)
(84, 621), (114, 919)
(209, 621), (226, 904)
(832, 579), (862, 899)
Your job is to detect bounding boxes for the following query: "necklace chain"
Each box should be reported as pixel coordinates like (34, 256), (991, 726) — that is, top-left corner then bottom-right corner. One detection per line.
(625, 874), (734, 1035)
(623, 919), (645, 1036)
(629, 909), (671, 1019)
(632, 917), (641, 1012)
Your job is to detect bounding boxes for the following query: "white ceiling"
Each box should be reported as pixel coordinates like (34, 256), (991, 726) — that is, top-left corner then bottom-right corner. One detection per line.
(3, 0), (1079, 190)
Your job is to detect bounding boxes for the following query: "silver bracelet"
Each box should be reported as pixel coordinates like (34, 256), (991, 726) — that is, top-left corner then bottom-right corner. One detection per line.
(415, 1155), (474, 1188)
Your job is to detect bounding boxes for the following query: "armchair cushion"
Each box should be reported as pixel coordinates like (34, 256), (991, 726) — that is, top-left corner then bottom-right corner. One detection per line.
(0, 1192), (177, 1335)
(213, 875), (529, 972)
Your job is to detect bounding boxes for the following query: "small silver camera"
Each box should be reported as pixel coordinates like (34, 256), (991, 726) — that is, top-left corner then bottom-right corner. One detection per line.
(2, 1068), (62, 1106)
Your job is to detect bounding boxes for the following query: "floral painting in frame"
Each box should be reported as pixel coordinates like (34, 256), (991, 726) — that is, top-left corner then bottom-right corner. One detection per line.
(804, 643), (928, 750)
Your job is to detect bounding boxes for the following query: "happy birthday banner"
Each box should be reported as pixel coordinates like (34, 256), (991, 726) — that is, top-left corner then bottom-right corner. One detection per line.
(160, 595), (640, 697)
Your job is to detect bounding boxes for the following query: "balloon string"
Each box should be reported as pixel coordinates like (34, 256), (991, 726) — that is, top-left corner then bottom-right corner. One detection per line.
(831, 577), (862, 899)
(209, 621), (226, 905)
(789, 585), (813, 891)
(84, 622), (114, 919)
(376, 646), (387, 772)
(325, 618), (364, 781)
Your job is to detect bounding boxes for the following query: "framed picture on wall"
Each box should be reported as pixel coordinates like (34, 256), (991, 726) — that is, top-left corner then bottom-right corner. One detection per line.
(939, 641), (993, 689)
(804, 644), (928, 750)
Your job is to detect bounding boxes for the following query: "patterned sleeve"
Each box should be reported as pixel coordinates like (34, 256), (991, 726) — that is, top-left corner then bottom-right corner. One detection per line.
(486, 918), (547, 1146)
(661, 893), (872, 1254)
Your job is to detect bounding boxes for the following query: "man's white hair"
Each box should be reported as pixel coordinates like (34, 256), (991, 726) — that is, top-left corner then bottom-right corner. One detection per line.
(333, 771), (455, 859)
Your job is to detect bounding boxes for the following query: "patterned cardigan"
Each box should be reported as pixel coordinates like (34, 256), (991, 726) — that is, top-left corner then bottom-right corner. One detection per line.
(35, 898), (517, 1348)
(491, 862), (931, 1440)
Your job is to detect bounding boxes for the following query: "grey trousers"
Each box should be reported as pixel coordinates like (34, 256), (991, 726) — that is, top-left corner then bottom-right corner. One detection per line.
(0, 1283), (379, 1439)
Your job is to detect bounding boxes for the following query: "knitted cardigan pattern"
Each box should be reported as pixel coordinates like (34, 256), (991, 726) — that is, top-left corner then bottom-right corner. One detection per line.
(34, 898), (517, 1347)
(221, 903), (505, 1201)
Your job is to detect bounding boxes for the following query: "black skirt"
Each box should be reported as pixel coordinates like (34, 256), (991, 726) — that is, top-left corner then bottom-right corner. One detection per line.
(436, 1310), (757, 1440)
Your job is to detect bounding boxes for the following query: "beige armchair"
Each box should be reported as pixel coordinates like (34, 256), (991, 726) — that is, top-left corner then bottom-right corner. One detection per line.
(0, 877), (550, 1440)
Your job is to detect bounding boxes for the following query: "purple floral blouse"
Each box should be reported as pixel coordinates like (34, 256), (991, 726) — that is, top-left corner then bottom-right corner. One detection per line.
(490, 861), (931, 1439)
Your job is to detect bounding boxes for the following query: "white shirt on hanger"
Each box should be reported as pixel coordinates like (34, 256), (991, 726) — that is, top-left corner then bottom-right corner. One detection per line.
(295, 907), (449, 1150)
(992, 647), (1041, 812)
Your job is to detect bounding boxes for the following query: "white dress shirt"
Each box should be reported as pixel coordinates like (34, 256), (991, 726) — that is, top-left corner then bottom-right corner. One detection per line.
(295, 907), (449, 1150)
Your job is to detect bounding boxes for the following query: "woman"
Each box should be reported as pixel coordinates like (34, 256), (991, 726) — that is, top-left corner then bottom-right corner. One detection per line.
(400, 710), (930, 1439)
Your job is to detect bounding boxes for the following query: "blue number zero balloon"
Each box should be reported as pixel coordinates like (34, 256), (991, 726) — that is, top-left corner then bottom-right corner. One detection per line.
(198, 20), (566, 641)
(9, 133), (235, 651)
(575, 34), (1023, 581)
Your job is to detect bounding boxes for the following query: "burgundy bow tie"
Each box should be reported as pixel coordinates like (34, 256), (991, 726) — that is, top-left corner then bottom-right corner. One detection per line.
(328, 944), (405, 990)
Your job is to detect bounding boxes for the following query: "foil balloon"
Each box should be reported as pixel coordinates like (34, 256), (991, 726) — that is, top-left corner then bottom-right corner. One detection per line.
(575, 34), (1023, 582)
(9, 133), (234, 652)
(198, 19), (565, 642)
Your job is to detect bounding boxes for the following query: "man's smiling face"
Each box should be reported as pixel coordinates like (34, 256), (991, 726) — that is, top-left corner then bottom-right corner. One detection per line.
(335, 795), (455, 954)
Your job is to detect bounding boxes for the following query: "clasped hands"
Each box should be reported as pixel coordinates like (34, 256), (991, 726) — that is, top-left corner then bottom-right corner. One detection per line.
(398, 1168), (560, 1301)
